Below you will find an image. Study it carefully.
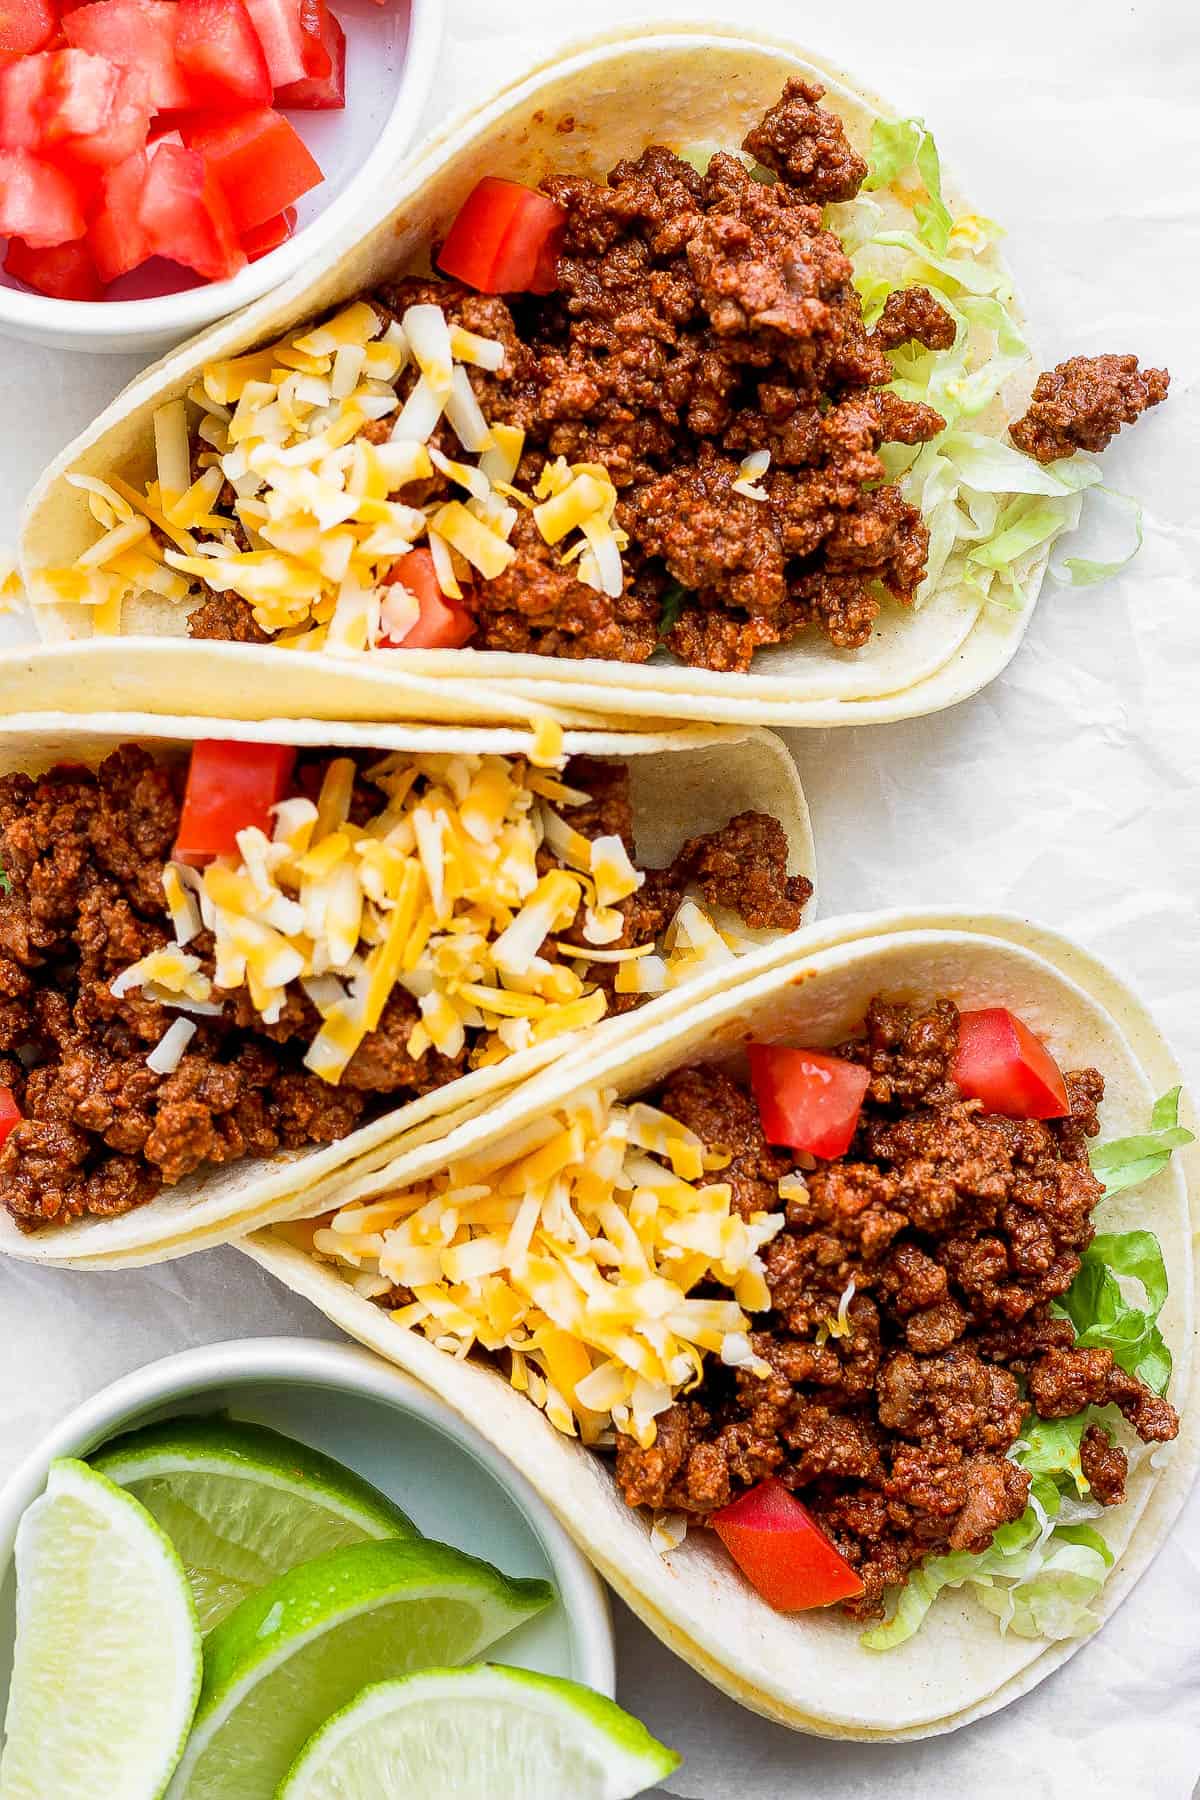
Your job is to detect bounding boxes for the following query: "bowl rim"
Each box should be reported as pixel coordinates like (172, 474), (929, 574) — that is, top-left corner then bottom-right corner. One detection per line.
(0, 1334), (615, 1696)
(0, 0), (444, 343)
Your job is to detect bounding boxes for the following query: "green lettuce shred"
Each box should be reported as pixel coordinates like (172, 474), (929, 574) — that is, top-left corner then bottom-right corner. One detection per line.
(861, 117), (954, 254)
(864, 1092), (1188, 1651)
(1091, 1086), (1194, 1197)
(840, 118), (1144, 611)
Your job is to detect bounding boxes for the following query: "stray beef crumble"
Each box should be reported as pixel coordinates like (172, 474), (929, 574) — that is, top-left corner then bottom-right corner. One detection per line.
(613, 997), (1179, 1616)
(1011, 354), (1169, 463)
(0, 746), (809, 1231)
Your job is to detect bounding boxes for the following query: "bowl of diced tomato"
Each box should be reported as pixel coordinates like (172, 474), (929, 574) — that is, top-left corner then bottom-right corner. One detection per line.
(0, 0), (441, 349)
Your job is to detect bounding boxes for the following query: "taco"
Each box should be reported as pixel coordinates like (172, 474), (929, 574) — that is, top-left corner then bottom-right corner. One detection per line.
(18, 25), (1168, 729)
(0, 713), (814, 1266)
(239, 919), (1196, 1737)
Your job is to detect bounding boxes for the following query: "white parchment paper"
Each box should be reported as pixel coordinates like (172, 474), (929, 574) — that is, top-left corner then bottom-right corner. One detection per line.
(0, 2), (1196, 1794)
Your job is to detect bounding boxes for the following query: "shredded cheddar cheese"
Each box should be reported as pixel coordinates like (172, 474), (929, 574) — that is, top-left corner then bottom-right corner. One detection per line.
(111, 751), (749, 1086)
(308, 1085), (784, 1446)
(44, 300), (629, 641)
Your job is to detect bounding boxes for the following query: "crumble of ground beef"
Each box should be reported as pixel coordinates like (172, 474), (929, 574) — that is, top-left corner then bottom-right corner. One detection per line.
(613, 997), (1179, 1616)
(1010, 354), (1169, 463)
(741, 77), (869, 203)
(872, 286), (957, 353)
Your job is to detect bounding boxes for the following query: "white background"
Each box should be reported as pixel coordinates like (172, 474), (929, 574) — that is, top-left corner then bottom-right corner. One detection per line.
(0, 2), (1197, 1795)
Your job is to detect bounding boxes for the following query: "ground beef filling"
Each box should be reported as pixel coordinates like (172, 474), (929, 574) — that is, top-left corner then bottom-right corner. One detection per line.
(0, 746), (809, 1231)
(1010, 354), (1169, 463)
(613, 998), (1179, 1617)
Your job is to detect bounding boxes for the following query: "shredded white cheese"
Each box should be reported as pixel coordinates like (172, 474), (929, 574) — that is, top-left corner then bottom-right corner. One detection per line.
(44, 299), (629, 641)
(303, 1084), (783, 1445)
(111, 752), (751, 1089)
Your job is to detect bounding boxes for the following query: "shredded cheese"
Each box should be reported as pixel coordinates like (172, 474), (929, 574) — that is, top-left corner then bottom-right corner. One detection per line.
(110, 751), (747, 1089)
(43, 295), (632, 643)
(307, 1084), (783, 1446)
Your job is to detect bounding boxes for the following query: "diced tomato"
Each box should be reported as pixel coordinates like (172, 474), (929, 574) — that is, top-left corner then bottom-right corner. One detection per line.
(0, 55), (49, 147)
(0, 149), (84, 246)
(175, 0), (271, 108)
(437, 176), (566, 296)
(296, 0), (329, 77)
(712, 1480), (865, 1611)
(64, 0), (191, 111)
(748, 1043), (869, 1159)
(953, 1007), (1069, 1120)
(380, 549), (475, 650)
(0, 1086), (21, 1148)
(89, 145), (148, 280)
(180, 107), (320, 235)
(5, 234), (102, 297)
(242, 0), (306, 87)
(241, 203), (294, 259)
(0, 0), (56, 58)
(137, 140), (246, 280)
(174, 740), (296, 865)
(0, 49), (150, 169)
(38, 47), (116, 140)
(275, 4), (342, 108)
(64, 61), (152, 166)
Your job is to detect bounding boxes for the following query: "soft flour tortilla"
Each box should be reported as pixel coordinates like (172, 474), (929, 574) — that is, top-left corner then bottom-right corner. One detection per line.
(0, 714), (815, 1266)
(240, 921), (1196, 1738)
(17, 23), (1037, 729)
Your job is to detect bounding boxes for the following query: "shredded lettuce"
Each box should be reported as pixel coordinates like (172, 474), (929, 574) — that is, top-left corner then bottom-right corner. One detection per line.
(1058, 1230), (1173, 1395)
(838, 118), (1143, 612)
(1091, 1085), (1193, 1196)
(861, 117), (953, 254)
(864, 1091), (1188, 1651)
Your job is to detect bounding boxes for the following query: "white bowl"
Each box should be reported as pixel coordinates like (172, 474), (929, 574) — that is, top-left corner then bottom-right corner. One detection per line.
(0, 0), (443, 354)
(0, 1336), (614, 1699)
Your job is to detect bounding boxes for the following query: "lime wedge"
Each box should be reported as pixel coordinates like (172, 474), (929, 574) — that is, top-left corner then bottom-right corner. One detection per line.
(279, 1664), (681, 1800)
(92, 1415), (418, 1632)
(0, 1459), (201, 1800)
(165, 1538), (553, 1799)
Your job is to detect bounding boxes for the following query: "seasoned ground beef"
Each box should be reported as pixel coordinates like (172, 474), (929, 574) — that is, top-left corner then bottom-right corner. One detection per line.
(613, 997), (1179, 1616)
(872, 286), (957, 353)
(0, 746), (809, 1230)
(1010, 354), (1169, 463)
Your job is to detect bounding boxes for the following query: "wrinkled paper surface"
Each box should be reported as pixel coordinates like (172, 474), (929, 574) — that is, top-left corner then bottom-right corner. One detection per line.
(0, 1), (1196, 1794)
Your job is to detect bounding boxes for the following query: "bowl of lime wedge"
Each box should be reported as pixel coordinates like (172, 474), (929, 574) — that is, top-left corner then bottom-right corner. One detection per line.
(0, 1336), (679, 1799)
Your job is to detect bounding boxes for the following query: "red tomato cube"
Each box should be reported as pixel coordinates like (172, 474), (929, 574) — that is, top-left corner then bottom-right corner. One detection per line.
(712, 1480), (865, 1611)
(0, 55), (50, 148)
(242, 0), (306, 87)
(953, 1007), (1069, 1120)
(437, 177), (567, 296)
(0, 0), (56, 58)
(174, 741), (297, 864)
(89, 145), (149, 280)
(175, 0), (272, 109)
(64, 0), (191, 112)
(0, 148), (84, 246)
(240, 203), (295, 259)
(0, 1085), (21, 1148)
(275, 2), (343, 108)
(5, 234), (103, 297)
(748, 1043), (870, 1159)
(180, 107), (320, 235)
(138, 140), (246, 281)
(380, 549), (475, 649)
